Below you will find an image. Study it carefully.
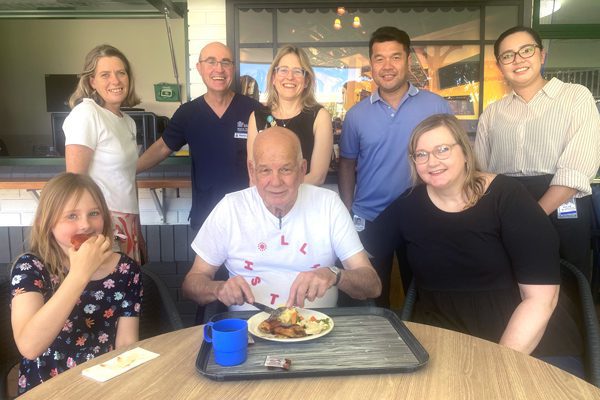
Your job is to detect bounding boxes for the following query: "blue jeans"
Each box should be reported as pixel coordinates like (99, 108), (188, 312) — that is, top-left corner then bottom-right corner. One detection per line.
(537, 355), (585, 379)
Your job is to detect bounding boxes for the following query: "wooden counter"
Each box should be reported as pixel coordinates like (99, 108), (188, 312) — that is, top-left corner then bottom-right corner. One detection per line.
(0, 177), (191, 190)
(0, 157), (192, 222)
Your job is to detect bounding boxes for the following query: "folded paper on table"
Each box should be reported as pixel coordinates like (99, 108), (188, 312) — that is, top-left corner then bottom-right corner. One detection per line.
(82, 347), (159, 382)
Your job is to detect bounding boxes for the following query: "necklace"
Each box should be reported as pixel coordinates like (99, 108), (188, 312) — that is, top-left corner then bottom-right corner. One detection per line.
(266, 114), (293, 129)
(278, 117), (292, 127)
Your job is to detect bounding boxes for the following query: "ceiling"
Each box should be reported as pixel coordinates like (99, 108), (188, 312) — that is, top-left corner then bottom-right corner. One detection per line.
(0, 0), (186, 18)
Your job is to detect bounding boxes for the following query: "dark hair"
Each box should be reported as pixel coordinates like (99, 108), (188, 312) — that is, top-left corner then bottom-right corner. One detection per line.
(494, 26), (543, 59)
(369, 26), (410, 58)
(69, 44), (140, 109)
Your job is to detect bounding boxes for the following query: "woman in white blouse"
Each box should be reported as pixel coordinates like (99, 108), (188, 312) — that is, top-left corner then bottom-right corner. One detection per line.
(475, 26), (600, 280)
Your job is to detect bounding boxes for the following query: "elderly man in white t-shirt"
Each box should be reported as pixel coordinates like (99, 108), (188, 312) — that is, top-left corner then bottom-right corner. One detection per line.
(182, 127), (381, 311)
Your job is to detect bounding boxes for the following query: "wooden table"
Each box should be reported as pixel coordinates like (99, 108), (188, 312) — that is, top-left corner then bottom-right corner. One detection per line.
(19, 322), (600, 400)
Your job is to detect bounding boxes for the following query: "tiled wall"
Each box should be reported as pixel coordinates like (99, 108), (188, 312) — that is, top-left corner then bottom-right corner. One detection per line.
(0, 186), (192, 227)
(0, 160), (193, 227)
(187, 0), (226, 99)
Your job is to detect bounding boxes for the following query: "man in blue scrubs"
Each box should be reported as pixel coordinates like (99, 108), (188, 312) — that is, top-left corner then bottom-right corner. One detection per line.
(338, 27), (451, 307)
(137, 42), (261, 231)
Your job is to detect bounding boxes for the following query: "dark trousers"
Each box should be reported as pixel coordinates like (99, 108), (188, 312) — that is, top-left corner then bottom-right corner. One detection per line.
(514, 176), (593, 281)
(359, 219), (412, 308)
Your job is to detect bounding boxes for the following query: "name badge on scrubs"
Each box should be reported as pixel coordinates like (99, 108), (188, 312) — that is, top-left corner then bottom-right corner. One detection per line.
(353, 215), (365, 232)
(557, 197), (578, 219)
(234, 121), (248, 139)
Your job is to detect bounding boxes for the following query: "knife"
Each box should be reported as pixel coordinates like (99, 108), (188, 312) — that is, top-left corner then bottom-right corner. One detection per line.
(251, 302), (276, 314)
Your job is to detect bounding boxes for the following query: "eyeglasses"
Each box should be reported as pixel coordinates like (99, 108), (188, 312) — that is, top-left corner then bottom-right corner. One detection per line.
(199, 58), (234, 69)
(497, 44), (540, 65)
(274, 66), (306, 78)
(411, 143), (458, 164)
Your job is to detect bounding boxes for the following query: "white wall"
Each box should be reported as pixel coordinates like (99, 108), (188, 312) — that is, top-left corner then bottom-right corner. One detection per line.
(0, 18), (186, 156)
(187, 0), (226, 98)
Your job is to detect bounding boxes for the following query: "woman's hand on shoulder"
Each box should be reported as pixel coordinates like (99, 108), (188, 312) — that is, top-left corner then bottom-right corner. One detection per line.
(67, 234), (113, 280)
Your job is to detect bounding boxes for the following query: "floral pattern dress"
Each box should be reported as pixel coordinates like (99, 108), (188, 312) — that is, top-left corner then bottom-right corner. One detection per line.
(10, 253), (142, 395)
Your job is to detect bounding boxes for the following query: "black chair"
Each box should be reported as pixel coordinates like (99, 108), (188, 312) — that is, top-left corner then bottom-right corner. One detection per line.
(560, 259), (600, 387)
(201, 300), (228, 324)
(590, 227), (600, 302)
(139, 268), (184, 340)
(1, 273), (21, 400)
(399, 260), (600, 387)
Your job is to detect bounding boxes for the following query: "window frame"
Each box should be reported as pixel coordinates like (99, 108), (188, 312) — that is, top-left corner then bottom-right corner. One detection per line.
(226, 0), (524, 117)
(532, 0), (600, 39)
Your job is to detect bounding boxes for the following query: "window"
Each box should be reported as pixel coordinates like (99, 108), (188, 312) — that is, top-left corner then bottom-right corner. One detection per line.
(533, 0), (600, 102)
(230, 1), (522, 136)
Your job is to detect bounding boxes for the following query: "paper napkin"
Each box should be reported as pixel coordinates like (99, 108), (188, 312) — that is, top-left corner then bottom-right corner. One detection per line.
(82, 347), (160, 382)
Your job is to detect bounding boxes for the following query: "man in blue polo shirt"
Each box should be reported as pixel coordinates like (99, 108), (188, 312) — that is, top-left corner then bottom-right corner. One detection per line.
(338, 26), (451, 307)
(137, 42), (261, 232)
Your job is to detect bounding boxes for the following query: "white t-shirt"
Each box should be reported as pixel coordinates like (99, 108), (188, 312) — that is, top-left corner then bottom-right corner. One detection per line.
(63, 99), (139, 213)
(192, 184), (364, 311)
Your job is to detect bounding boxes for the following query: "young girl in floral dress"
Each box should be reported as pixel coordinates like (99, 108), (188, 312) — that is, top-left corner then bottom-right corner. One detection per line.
(10, 173), (142, 395)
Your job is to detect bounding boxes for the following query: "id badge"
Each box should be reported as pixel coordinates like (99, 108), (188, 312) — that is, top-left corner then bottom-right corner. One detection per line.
(353, 215), (365, 232)
(234, 121), (249, 139)
(557, 197), (578, 219)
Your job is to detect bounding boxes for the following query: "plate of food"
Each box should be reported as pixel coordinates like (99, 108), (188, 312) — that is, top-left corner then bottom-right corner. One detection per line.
(247, 307), (334, 342)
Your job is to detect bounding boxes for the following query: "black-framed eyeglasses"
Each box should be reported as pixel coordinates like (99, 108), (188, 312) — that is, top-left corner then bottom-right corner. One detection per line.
(199, 58), (234, 68)
(497, 44), (540, 65)
(411, 143), (459, 164)
(274, 66), (306, 78)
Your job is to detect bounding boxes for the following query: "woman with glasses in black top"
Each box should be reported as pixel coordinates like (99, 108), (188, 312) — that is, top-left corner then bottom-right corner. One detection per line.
(371, 113), (583, 378)
(247, 45), (333, 186)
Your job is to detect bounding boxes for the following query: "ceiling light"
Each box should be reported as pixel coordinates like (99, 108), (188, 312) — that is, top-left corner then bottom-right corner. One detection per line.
(337, 7), (346, 16)
(334, 18), (342, 30)
(352, 16), (361, 28)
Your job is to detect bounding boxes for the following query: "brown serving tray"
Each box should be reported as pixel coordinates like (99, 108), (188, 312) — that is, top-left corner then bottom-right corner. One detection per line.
(195, 307), (429, 381)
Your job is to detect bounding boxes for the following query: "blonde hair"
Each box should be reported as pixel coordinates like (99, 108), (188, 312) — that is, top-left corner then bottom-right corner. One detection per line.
(68, 44), (140, 109)
(265, 45), (319, 111)
(408, 114), (486, 208)
(27, 173), (113, 285)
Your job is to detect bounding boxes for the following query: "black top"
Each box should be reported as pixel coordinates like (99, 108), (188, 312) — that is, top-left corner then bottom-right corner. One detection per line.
(254, 105), (322, 173)
(373, 175), (582, 356)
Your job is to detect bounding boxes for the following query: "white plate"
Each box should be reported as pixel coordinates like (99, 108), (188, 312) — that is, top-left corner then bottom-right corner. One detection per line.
(247, 309), (334, 342)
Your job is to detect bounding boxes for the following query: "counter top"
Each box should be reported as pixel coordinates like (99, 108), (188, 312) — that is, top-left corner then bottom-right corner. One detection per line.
(0, 176), (190, 190)
(0, 156), (190, 166)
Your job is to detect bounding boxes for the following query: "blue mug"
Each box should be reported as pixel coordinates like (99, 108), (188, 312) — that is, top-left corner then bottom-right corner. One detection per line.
(204, 318), (248, 366)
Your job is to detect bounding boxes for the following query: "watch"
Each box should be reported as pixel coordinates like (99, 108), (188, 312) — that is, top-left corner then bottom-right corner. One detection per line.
(328, 266), (342, 286)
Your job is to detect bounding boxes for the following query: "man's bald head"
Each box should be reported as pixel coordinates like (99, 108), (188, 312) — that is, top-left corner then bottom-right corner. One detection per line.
(199, 42), (232, 62)
(253, 126), (303, 165)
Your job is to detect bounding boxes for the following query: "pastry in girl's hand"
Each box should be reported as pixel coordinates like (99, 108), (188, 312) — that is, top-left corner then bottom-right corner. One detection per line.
(70, 233), (94, 251)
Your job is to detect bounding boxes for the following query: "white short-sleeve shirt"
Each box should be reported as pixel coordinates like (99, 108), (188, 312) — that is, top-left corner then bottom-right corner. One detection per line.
(63, 99), (139, 213)
(192, 184), (364, 311)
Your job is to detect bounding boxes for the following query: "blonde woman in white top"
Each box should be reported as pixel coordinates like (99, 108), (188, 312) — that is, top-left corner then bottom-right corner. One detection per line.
(63, 44), (146, 265)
